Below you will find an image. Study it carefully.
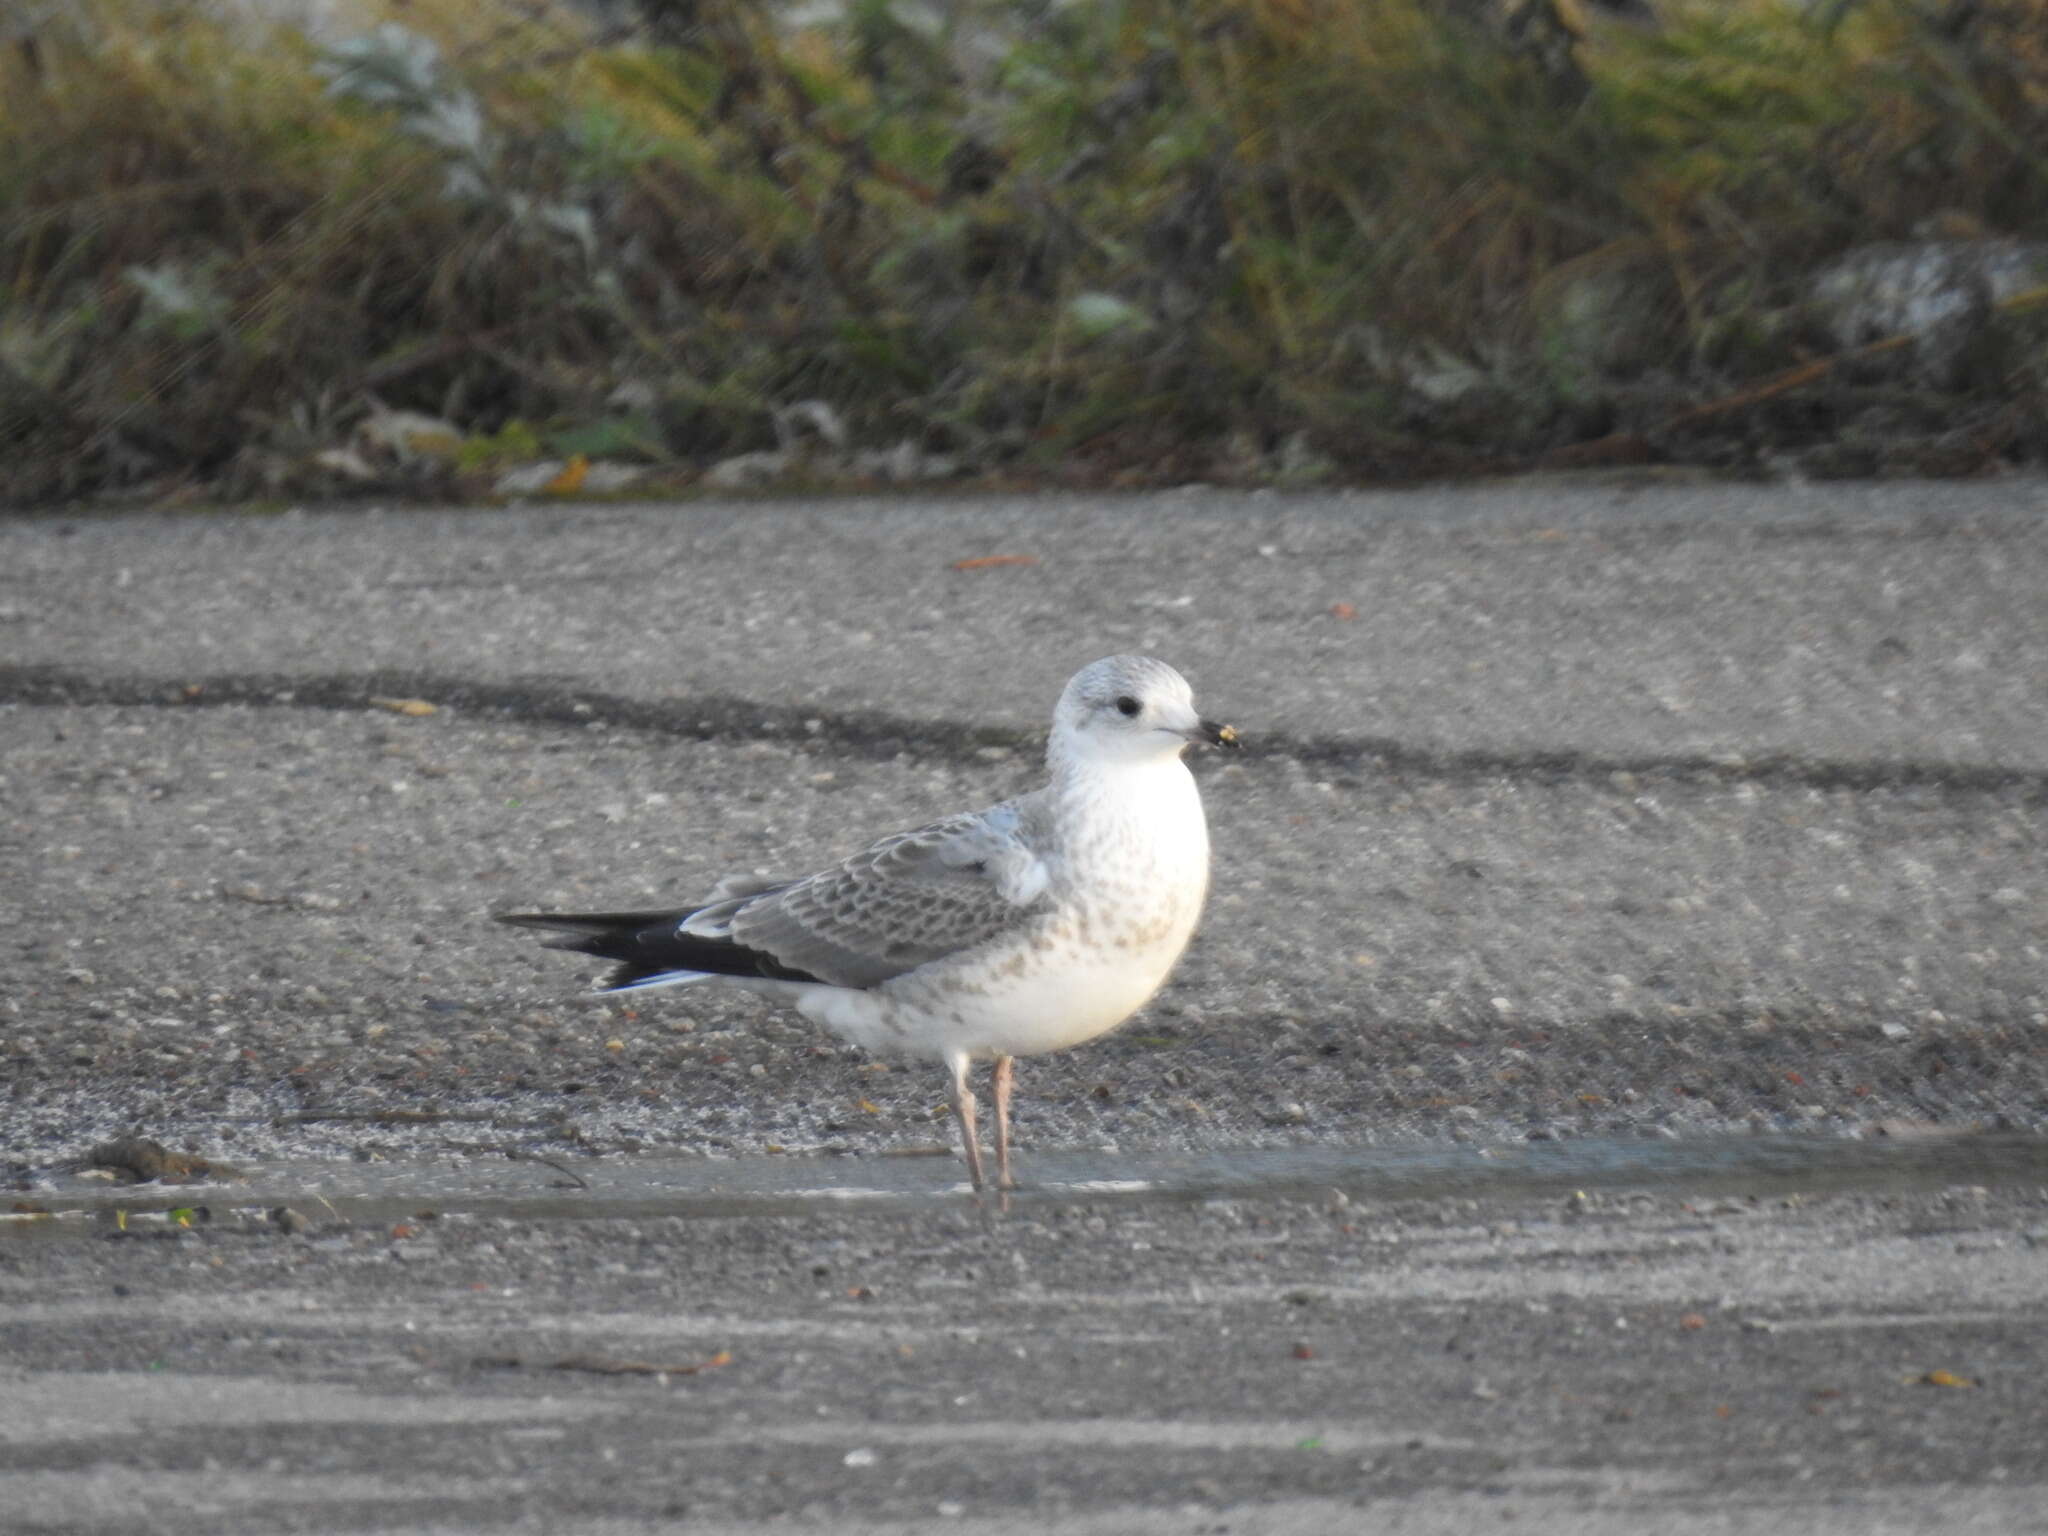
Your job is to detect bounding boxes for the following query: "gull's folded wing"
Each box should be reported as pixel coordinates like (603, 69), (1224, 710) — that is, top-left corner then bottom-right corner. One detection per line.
(720, 802), (1052, 988)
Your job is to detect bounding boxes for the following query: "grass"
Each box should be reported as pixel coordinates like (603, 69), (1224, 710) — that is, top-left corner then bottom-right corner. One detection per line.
(3, 0), (2047, 503)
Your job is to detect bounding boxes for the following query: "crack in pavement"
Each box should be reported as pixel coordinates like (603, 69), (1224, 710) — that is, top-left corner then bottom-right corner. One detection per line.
(4, 664), (2044, 799)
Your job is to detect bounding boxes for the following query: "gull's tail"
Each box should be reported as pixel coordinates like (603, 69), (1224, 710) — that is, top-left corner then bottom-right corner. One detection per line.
(494, 907), (821, 992)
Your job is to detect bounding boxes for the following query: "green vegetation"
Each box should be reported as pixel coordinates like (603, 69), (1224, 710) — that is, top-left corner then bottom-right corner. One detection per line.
(3, 0), (2047, 502)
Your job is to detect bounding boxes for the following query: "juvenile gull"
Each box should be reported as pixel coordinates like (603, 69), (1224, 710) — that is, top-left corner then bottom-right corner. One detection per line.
(496, 655), (1238, 1189)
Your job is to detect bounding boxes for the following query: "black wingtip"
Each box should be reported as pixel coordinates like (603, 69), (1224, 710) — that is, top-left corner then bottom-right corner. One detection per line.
(491, 908), (687, 934)
(496, 905), (829, 987)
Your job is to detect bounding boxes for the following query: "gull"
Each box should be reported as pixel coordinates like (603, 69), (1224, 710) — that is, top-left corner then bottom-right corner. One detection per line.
(496, 655), (1238, 1190)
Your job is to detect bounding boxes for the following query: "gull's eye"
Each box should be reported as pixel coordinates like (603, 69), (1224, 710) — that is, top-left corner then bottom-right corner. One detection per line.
(1114, 695), (1141, 717)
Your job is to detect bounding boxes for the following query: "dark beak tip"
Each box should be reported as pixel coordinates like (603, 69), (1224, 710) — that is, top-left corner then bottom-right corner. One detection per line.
(1202, 720), (1241, 750)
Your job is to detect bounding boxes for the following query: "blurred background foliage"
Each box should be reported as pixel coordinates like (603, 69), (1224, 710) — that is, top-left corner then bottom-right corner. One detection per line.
(3, 0), (2047, 502)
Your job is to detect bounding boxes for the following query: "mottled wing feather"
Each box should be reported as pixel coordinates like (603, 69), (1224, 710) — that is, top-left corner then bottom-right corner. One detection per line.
(723, 802), (1050, 988)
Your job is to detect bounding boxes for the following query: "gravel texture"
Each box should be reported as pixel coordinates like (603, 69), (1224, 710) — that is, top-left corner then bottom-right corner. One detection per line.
(4, 1184), (2047, 1534)
(3, 479), (2047, 1533)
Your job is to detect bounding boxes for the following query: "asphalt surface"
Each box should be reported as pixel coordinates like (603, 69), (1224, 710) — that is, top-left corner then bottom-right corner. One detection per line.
(3, 478), (2047, 1533)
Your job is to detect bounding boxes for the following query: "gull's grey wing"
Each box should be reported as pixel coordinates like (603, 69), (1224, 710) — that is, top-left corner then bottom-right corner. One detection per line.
(691, 801), (1053, 988)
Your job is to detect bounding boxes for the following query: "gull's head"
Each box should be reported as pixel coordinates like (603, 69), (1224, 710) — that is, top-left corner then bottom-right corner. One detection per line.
(1052, 655), (1238, 767)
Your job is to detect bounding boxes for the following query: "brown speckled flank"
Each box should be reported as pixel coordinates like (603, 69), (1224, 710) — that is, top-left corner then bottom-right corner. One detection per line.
(501, 655), (1237, 1190)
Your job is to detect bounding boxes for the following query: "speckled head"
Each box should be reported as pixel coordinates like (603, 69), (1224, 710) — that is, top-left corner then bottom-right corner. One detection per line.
(1050, 655), (1238, 767)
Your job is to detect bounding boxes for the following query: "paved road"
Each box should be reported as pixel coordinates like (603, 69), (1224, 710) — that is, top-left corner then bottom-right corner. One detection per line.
(3, 479), (2046, 1533)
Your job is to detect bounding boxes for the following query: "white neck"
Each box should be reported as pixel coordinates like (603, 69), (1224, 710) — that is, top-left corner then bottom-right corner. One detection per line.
(1048, 745), (1206, 864)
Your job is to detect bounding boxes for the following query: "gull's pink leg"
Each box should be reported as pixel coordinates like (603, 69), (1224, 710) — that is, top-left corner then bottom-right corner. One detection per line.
(992, 1054), (1016, 1190)
(947, 1051), (986, 1189)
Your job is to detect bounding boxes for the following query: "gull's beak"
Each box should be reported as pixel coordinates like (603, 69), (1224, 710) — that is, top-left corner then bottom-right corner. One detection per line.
(1194, 719), (1240, 750)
